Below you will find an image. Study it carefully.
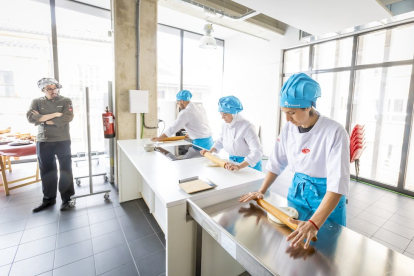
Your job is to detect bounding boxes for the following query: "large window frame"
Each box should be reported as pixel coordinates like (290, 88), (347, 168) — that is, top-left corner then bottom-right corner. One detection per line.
(281, 21), (414, 197)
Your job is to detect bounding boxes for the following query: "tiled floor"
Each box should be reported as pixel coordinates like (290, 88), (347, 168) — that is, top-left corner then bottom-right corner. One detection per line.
(3, 159), (414, 276)
(0, 158), (166, 276)
(272, 173), (414, 259)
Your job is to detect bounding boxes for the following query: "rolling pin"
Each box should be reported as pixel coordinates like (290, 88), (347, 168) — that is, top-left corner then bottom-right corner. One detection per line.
(203, 152), (227, 168)
(160, 136), (186, 142)
(256, 199), (318, 242)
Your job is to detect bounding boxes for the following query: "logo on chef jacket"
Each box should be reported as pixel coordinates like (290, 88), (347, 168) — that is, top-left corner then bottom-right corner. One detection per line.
(301, 147), (310, 154)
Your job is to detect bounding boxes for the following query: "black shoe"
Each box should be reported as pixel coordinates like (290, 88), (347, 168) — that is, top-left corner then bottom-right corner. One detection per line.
(33, 199), (56, 212)
(60, 201), (72, 211)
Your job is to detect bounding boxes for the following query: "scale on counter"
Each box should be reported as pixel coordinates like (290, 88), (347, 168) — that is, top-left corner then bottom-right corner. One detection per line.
(154, 145), (204, 161)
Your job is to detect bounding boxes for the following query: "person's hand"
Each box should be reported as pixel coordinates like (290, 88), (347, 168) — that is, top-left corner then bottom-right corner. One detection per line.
(151, 137), (159, 142)
(225, 163), (241, 171)
(185, 134), (189, 138)
(45, 121), (54, 125)
(200, 148), (216, 156)
(239, 191), (264, 202)
(286, 219), (318, 249)
(31, 110), (39, 115)
(54, 112), (63, 117)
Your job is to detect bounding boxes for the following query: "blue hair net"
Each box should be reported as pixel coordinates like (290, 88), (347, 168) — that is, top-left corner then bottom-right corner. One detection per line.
(176, 90), (192, 101)
(218, 96), (243, 114)
(280, 73), (321, 108)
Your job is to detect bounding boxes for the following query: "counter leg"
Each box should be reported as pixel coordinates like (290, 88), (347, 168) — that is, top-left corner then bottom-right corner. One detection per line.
(0, 155), (10, 196)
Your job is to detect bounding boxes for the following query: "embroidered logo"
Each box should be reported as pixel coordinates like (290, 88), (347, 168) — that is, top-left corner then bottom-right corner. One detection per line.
(302, 147), (310, 154)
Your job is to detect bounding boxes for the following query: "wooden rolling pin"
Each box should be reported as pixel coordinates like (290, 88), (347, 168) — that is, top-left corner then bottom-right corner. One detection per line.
(160, 136), (186, 142)
(256, 199), (318, 242)
(203, 152), (227, 168)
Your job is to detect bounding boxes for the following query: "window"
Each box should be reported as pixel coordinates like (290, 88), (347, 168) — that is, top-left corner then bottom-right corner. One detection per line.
(283, 47), (309, 74)
(0, 71), (15, 97)
(313, 38), (353, 70)
(0, 0), (53, 134)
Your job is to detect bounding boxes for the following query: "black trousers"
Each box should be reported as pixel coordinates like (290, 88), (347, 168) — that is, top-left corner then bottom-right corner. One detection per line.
(37, 140), (75, 202)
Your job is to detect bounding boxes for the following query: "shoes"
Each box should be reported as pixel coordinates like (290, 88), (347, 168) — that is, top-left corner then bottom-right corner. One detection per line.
(60, 201), (72, 211)
(32, 199), (56, 212)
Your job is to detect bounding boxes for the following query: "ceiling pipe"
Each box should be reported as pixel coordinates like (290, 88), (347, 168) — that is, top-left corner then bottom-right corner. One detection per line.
(172, 0), (260, 21)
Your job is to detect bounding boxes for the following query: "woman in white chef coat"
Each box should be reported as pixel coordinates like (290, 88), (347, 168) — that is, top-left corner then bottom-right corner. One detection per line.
(200, 96), (263, 171)
(240, 73), (349, 249)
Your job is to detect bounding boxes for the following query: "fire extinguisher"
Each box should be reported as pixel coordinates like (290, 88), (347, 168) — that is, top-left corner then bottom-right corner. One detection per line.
(102, 106), (115, 138)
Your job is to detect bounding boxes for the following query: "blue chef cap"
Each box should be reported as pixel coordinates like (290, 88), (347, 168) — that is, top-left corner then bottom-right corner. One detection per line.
(280, 73), (321, 108)
(218, 96), (243, 114)
(176, 90), (192, 101)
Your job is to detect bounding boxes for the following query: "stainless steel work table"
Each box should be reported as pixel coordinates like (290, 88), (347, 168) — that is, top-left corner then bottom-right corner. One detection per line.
(188, 192), (414, 276)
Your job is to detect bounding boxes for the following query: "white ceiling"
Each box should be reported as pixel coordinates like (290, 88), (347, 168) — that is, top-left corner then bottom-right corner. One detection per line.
(232, 0), (392, 35)
(74, 0), (110, 10)
(158, 5), (240, 40)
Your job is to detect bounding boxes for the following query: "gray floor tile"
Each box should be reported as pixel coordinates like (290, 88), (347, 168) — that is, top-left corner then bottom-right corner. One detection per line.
(6, 196), (43, 208)
(53, 256), (95, 276)
(364, 206), (394, 220)
(54, 239), (93, 268)
(101, 262), (139, 276)
(347, 217), (380, 236)
(373, 229), (411, 250)
(0, 219), (27, 236)
(346, 205), (364, 217)
(9, 251), (54, 276)
(0, 264), (11, 276)
(382, 221), (414, 240)
(395, 208), (414, 221)
(347, 198), (370, 210)
(357, 211), (388, 227)
(348, 226), (372, 238)
(56, 226), (91, 249)
(148, 217), (162, 233)
(15, 235), (56, 262)
(371, 200), (400, 213)
(87, 201), (114, 215)
(129, 234), (164, 260)
(94, 244), (133, 275)
(346, 215), (354, 224)
(403, 251), (414, 259)
(123, 221), (155, 242)
(136, 249), (166, 276)
(405, 241), (414, 255)
(389, 214), (414, 230)
(59, 206), (88, 221)
(0, 246), (18, 267)
(371, 237), (404, 253)
(88, 208), (116, 225)
(38, 270), (53, 276)
(156, 231), (166, 248)
(136, 200), (149, 213)
(20, 222), (57, 244)
(58, 215), (89, 233)
(90, 218), (121, 238)
(25, 213), (59, 229)
(114, 201), (140, 217)
(92, 229), (127, 255)
(0, 231), (23, 250)
(351, 194), (378, 205)
(118, 211), (147, 229)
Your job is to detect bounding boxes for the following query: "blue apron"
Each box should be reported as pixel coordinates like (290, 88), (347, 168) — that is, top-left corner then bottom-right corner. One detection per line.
(229, 155), (262, 172)
(192, 136), (214, 150)
(287, 172), (346, 226)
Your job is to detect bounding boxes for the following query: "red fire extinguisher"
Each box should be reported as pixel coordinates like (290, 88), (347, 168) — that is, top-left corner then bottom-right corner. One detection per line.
(102, 106), (115, 138)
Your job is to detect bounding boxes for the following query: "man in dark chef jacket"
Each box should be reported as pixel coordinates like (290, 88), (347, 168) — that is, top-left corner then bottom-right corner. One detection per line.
(26, 78), (75, 212)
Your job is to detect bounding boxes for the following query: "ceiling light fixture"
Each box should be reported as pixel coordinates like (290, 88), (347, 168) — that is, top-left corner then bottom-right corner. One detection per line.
(199, 24), (217, 49)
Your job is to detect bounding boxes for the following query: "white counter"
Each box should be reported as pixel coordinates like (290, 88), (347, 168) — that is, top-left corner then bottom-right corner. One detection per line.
(117, 138), (266, 276)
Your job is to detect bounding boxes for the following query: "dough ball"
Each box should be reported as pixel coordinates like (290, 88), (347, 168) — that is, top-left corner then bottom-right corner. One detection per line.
(267, 207), (299, 225)
(204, 160), (220, 167)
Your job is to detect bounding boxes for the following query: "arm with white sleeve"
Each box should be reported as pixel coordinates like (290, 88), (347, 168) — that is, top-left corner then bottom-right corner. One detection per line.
(151, 111), (189, 142)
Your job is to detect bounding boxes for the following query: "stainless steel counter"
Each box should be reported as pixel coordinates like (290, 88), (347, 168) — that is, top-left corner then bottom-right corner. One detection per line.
(188, 193), (414, 276)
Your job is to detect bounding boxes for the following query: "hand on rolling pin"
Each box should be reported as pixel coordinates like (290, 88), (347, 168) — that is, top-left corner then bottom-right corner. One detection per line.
(225, 163), (241, 171)
(238, 191), (264, 202)
(200, 148), (217, 156)
(150, 137), (161, 142)
(286, 219), (318, 249)
(185, 134), (189, 138)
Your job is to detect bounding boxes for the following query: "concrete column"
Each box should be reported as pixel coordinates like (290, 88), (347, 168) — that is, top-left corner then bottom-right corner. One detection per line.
(139, 0), (158, 138)
(113, 0), (157, 140)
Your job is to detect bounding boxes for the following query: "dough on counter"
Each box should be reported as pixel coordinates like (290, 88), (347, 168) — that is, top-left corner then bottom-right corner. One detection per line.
(204, 160), (220, 167)
(267, 207), (299, 225)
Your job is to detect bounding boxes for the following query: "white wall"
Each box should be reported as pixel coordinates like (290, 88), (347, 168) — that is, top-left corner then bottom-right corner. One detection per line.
(223, 26), (305, 155)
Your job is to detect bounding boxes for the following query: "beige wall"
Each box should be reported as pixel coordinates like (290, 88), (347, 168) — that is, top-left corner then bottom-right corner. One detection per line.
(113, 0), (157, 140)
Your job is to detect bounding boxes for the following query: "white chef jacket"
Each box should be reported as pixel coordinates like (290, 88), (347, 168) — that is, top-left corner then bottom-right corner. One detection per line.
(164, 103), (212, 139)
(266, 113), (350, 196)
(213, 114), (263, 167)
